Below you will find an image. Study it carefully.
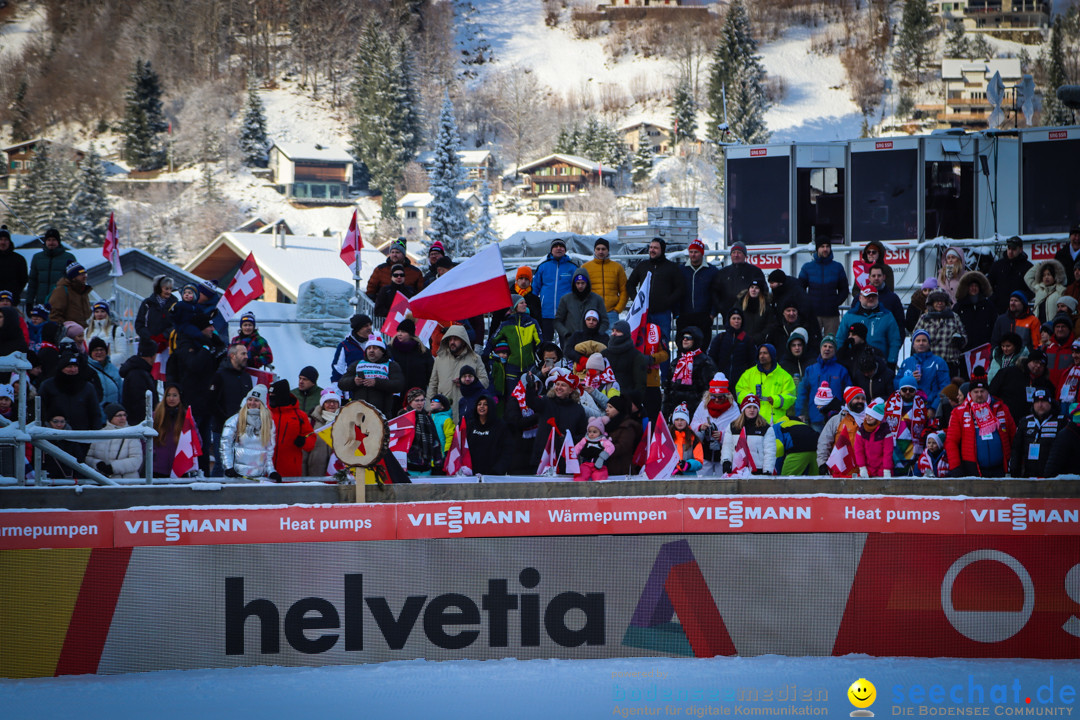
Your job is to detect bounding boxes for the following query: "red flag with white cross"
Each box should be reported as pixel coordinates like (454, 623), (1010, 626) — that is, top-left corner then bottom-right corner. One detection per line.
(216, 253), (264, 322)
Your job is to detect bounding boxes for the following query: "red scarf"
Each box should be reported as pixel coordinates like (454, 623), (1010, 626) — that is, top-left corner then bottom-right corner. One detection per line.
(673, 349), (701, 385)
(706, 397), (732, 418)
(970, 401), (999, 436)
(884, 392), (926, 439)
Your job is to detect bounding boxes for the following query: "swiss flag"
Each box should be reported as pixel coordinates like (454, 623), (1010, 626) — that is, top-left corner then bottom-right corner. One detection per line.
(340, 209), (363, 270)
(380, 292), (439, 345)
(852, 260), (871, 291)
(216, 253), (264, 322)
(103, 212), (122, 276)
(151, 349), (169, 382)
(171, 407), (203, 478)
(730, 428), (758, 475)
(962, 343), (992, 379)
(510, 378), (528, 411)
(827, 434), (855, 477)
(245, 367), (275, 388)
(537, 426), (559, 475)
(643, 412), (679, 479)
(443, 418), (471, 476)
(388, 410), (416, 466)
(408, 244), (512, 324)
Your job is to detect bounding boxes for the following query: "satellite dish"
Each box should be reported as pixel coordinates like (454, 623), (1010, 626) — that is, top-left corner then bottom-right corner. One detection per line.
(1017, 74), (1035, 125)
(987, 71), (1006, 129)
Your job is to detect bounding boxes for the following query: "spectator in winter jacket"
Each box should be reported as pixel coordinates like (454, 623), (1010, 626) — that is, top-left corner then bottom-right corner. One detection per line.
(400, 387), (443, 476)
(602, 322), (648, 394)
(989, 348), (1056, 425)
(712, 241), (765, 317)
(211, 344), (254, 436)
(734, 344), (796, 424)
(987, 332), (1028, 384)
(389, 320), (433, 404)
(906, 278), (937, 333)
(669, 403), (704, 476)
(626, 238), (685, 344)
(135, 275), (177, 349)
(120, 340), (159, 426)
(581, 237), (628, 329)
(918, 431), (949, 478)
(1045, 315), (1076, 388)
(0, 306), (29, 363)
(39, 352), (104, 463)
(87, 337), (123, 413)
(331, 314), (373, 383)
(464, 395), (508, 475)
(152, 384), (186, 478)
(937, 247), (966, 303)
(0, 228), (28, 305)
(512, 267), (543, 324)
(798, 238), (848, 336)
(604, 394), (642, 476)
(768, 269), (813, 323)
(853, 241), (896, 298)
(953, 271), (997, 351)
(678, 239), (719, 343)
(422, 241), (446, 288)
(1053, 223), (1080, 280)
(945, 368), (1015, 478)
(721, 394), (776, 475)
(1044, 404), (1080, 476)
(986, 237), (1034, 314)
(796, 335), (851, 430)
(991, 291), (1041, 349)
(767, 300), (820, 360)
(426, 325), (489, 421)
(268, 380), (315, 478)
(454, 365), (492, 421)
(896, 329), (950, 412)
(221, 384), (280, 481)
(691, 373), (740, 476)
(532, 238), (579, 342)
(87, 403), (144, 480)
(854, 400), (895, 478)
(850, 264), (906, 341)
(778, 328), (811, 386)
(664, 326), (716, 417)
(49, 262), (93, 325)
(736, 280), (774, 347)
(303, 388), (342, 477)
(372, 264), (417, 317)
(707, 309), (755, 387)
(555, 271), (608, 345)
(291, 366), (323, 416)
(837, 287), (901, 365)
(25, 228), (76, 310)
(86, 301), (130, 367)
(230, 312), (273, 370)
(771, 416), (820, 476)
(524, 370), (587, 466)
(1009, 388), (1060, 478)
(852, 345), (895, 402)
(572, 415), (615, 481)
(563, 310), (608, 365)
(1025, 259), (1067, 325)
(366, 238), (424, 301)
(913, 291), (967, 373)
(339, 336), (405, 419)
(818, 387), (867, 477)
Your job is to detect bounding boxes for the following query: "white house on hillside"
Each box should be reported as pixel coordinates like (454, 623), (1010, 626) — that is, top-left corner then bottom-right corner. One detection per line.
(397, 191), (482, 242)
(269, 142), (354, 204)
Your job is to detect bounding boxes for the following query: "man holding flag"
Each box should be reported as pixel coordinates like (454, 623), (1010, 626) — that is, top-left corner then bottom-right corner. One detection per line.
(625, 238), (684, 371)
(524, 369), (587, 468)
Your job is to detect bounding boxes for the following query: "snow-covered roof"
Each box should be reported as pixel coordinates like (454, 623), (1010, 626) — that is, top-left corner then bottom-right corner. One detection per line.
(416, 150), (492, 166)
(270, 142), (354, 164)
(617, 119), (673, 133)
(515, 154), (601, 174)
(397, 191), (480, 208)
(1, 137), (47, 153)
(184, 231), (383, 301)
(941, 58), (1022, 81)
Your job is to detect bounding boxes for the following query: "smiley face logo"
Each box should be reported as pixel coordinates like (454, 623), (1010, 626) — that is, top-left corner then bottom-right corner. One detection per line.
(848, 678), (876, 717)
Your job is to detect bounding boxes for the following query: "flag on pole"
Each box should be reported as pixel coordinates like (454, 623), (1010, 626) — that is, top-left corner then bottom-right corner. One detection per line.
(559, 430), (580, 474)
(151, 348), (169, 382)
(381, 292), (439, 345)
(388, 410), (416, 467)
(643, 412), (679, 479)
(730, 428), (758, 475)
(627, 271), (652, 352)
(171, 407), (202, 478)
(408, 243), (512, 324)
(103, 212), (122, 277)
(826, 434), (855, 477)
(510, 378), (528, 411)
(537, 426), (559, 475)
(962, 343), (992, 379)
(443, 418), (471, 476)
(632, 422), (651, 470)
(340, 209), (363, 270)
(217, 253), (264, 322)
(852, 260), (871, 291)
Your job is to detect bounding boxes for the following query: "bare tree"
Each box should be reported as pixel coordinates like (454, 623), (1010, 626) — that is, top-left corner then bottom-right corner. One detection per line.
(488, 68), (555, 175)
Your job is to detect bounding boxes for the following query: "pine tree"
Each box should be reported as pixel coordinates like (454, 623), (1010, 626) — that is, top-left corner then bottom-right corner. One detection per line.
(671, 79), (698, 145)
(706, 0), (770, 145)
(200, 129), (222, 202)
(470, 180), (500, 251)
(1042, 17), (1073, 127)
(632, 129), (654, 184)
(10, 78), (32, 143)
(426, 94), (471, 256)
(121, 60), (167, 171)
(239, 83), (270, 167)
(68, 144), (112, 247)
(9, 144), (76, 237)
(944, 22), (970, 59)
(895, 0), (936, 84)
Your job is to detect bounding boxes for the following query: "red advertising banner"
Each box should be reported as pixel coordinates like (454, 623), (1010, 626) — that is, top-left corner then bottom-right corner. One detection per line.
(748, 253), (783, 270)
(1032, 240), (1064, 261)
(0, 511), (113, 549)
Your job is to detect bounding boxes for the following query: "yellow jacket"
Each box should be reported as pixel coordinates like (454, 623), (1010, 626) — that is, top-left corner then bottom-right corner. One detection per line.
(582, 258), (629, 313)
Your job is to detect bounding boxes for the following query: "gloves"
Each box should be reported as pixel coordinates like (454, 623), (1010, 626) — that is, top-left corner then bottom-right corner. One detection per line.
(675, 461), (689, 474)
(268, 471), (282, 482)
(818, 464), (829, 476)
(293, 435), (307, 448)
(460, 467), (474, 477)
(859, 467), (869, 478)
(595, 452), (608, 469)
(96, 461), (113, 475)
(722, 461), (732, 474)
(224, 468), (240, 478)
(883, 469), (892, 478)
(751, 469), (763, 475)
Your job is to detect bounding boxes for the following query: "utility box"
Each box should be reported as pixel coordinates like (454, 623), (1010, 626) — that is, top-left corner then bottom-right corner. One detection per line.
(617, 206), (699, 247)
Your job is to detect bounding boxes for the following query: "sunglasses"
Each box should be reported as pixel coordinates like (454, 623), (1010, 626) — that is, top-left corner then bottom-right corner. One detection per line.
(392, 273), (405, 278)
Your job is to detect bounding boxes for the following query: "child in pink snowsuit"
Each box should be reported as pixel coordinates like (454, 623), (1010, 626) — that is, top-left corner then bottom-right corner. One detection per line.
(573, 416), (615, 481)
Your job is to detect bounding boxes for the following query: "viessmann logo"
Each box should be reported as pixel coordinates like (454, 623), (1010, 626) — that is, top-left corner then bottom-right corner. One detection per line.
(124, 513), (248, 542)
(687, 500), (812, 528)
(968, 503), (1080, 531)
(406, 506), (530, 534)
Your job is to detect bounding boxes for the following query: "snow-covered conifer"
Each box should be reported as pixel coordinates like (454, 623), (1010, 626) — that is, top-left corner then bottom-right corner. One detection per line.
(239, 83), (270, 167)
(426, 94), (470, 256)
(68, 144), (112, 246)
(632, 129), (654, 184)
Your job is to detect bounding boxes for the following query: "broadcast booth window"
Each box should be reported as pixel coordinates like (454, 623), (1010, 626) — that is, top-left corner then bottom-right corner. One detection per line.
(796, 167), (844, 245)
(727, 155), (790, 246)
(925, 160), (974, 241)
(850, 149), (919, 243)
(1022, 136), (1080, 235)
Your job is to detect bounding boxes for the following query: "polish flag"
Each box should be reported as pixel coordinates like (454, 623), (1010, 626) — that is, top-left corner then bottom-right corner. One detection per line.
(381, 291), (439, 345)
(560, 430), (580, 474)
(537, 426), (559, 475)
(627, 271), (652, 351)
(171, 407), (203, 478)
(827, 436), (855, 477)
(730, 428), (758, 475)
(340, 209), (363, 270)
(388, 410), (416, 467)
(408, 243), (512, 324)
(962, 343), (992, 379)
(103, 212), (122, 276)
(217, 253), (264, 322)
(443, 418), (471, 476)
(642, 412), (679, 479)
(151, 348), (169, 382)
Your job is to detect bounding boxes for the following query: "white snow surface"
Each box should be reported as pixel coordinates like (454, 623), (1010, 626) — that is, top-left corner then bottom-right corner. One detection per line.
(2, 655), (1074, 720)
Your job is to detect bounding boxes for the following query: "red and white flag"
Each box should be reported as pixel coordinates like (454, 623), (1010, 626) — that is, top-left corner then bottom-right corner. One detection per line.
(151, 348), (169, 382)
(381, 291), (439, 345)
(627, 271), (652, 351)
(216, 253), (264, 322)
(388, 410), (416, 466)
(171, 407), (203, 478)
(103, 212), (122, 276)
(729, 428), (758, 475)
(245, 367), (275, 388)
(408, 243), (512, 324)
(340, 209), (363, 270)
(443, 418), (471, 476)
(826, 435), (854, 477)
(642, 412), (679, 479)
(560, 430), (580, 474)
(962, 343), (992, 378)
(852, 260), (871, 291)
(510, 378), (528, 411)
(632, 423), (651, 469)
(537, 426), (559, 475)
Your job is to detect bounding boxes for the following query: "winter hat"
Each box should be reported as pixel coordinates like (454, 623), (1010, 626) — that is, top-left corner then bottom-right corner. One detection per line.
(104, 402), (126, 422)
(320, 387), (342, 406)
(1010, 289), (1030, 304)
(515, 266), (533, 282)
(430, 393), (450, 409)
(434, 256), (456, 272)
(390, 263), (405, 277)
(820, 334), (837, 349)
(65, 262), (86, 280)
(459, 365), (477, 381)
(1053, 313), (1073, 328)
(64, 321), (84, 338)
(729, 241), (748, 255)
(1058, 296), (1079, 313)
(814, 236), (832, 249)
(364, 335), (386, 351)
(768, 269), (786, 284)
(43, 228), (60, 241)
(912, 329), (931, 344)
(88, 336), (108, 354)
(612, 320), (632, 336)
(59, 350), (80, 367)
(244, 384), (268, 406)
(493, 339), (511, 355)
(299, 365), (319, 383)
(428, 240), (445, 257)
(926, 431), (945, 450)
(607, 394), (629, 416)
(594, 237), (610, 249)
(1006, 235), (1023, 248)
(928, 290), (951, 306)
(240, 312), (257, 326)
(392, 318), (414, 336)
(180, 282), (200, 298)
(0, 384), (13, 401)
(405, 387), (425, 405)
(92, 300), (110, 314)
(898, 373), (918, 390)
(584, 309), (600, 323)
(813, 382), (834, 408)
(197, 280), (218, 298)
(391, 237), (406, 253)
(709, 372), (729, 395)
(671, 402), (690, 423)
(788, 328), (809, 347)
(30, 304), (49, 320)
(510, 294), (525, 310)
(350, 313), (373, 331)
(848, 322), (868, 340)
(999, 332), (1022, 349)
(551, 370), (578, 391)
(945, 248), (962, 261)
(268, 379), (294, 408)
(959, 381), (971, 396)
(688, 238), (705, 254)
(1073, 339), (1080, 350)
(843, 386), (866, 405)
(573, 272), (588, 284)
(586, 352), (606, 371)
(758, 343), (777, 364)
(192, 314), (213, 331)
(587, 415), (609, 435)
(550, 237), (566, 249)
(739, 394), (760, 411)
(137, 339), (158, 357)
(865, 401), (886, 422)
(921, 278), (939, 290)
(969, 366), (989, 391)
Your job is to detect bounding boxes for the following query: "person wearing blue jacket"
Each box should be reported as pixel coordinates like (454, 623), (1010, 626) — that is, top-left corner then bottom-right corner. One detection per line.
(532, 238), (579, 343)
(678, 239), (720, 344)
(797, 238), (848, 336)
(896, 329), (951, 411)
(795, 335), (851, 430)
(837, 287), (901, 366)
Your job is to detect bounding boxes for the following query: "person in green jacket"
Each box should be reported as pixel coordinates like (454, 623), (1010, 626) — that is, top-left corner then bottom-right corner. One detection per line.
(291, 366), (323, 416)
(734, 343), (796, 424)
(485, 294), (542, 385)
(25, 228), (77, 310)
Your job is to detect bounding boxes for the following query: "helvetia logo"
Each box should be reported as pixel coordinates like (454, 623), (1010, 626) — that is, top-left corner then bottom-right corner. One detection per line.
(622, 539), (737, 657)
